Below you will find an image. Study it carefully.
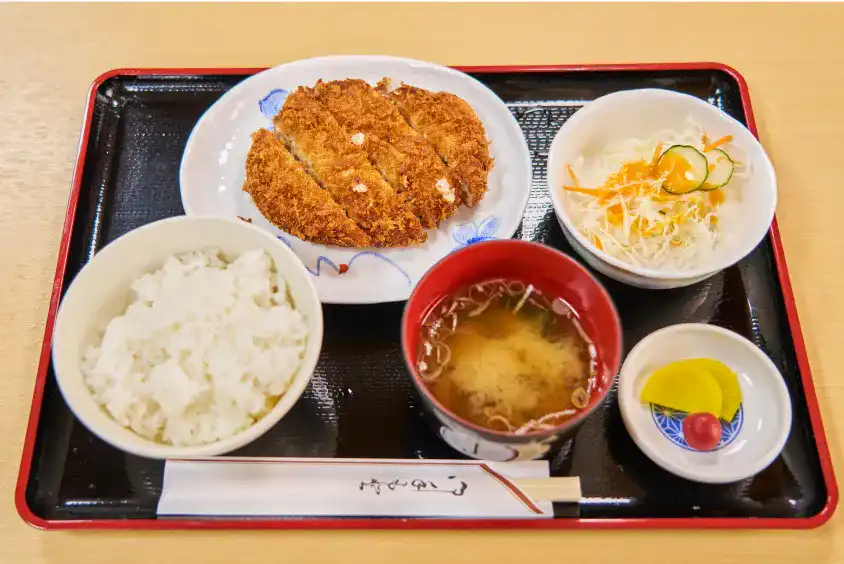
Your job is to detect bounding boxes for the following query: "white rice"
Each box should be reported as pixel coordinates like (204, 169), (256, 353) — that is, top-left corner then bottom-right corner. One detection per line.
(81, 248), (309, 446)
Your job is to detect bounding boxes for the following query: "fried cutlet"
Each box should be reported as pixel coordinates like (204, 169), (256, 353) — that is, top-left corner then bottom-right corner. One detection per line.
(313, 79), (459, 228)
(243, 129), (371, 247)
(274, 87), (426, 248)
(381, 82), (492, 207)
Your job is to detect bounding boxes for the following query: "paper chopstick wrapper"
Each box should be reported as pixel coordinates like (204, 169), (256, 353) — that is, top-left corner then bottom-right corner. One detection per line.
(158, 457), (579, 518)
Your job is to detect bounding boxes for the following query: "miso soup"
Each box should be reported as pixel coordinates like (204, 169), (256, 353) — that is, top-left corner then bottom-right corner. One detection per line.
(416, 278), (596, 434)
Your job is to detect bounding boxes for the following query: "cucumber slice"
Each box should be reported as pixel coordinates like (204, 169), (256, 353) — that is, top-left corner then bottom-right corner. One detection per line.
(657, 145), (709, 195)
(700, 148), (735, 191)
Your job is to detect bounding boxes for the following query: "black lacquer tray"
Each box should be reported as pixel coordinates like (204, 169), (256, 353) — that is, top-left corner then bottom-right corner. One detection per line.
(16, 64), (837, 530)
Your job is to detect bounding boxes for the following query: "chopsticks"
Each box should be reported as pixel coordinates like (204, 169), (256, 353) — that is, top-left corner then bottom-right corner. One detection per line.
(159, 457), (582, 519)
(512, 477), (581, 503)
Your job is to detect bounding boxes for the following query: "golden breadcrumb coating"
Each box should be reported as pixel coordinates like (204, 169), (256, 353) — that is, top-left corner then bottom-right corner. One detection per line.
(243, 129), (371, 247)
(313, 79), (460, 228)
(382, 81), (492, 207)
(274, 87), (426, 248)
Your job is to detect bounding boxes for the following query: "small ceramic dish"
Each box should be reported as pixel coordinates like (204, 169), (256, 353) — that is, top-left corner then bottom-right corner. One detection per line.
(51, 216), (323, 459)
(618, 323), (792, 484)
(401, 239), (623, 462)
(547, 88), (777, 289)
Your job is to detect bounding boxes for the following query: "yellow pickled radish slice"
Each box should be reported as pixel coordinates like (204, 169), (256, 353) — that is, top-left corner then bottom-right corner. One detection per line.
(673, 358), (742, 421)
(640, 363), (722, 417)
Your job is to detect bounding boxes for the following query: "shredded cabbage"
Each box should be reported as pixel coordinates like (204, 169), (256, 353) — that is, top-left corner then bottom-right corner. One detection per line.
(564, 118), (748, 271)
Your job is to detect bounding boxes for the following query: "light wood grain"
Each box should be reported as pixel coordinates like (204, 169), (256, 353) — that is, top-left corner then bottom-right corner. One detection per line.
(1, 3), (843, 563)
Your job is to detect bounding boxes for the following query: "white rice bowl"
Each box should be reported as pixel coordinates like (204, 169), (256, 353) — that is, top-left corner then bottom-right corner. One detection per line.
(81, 248), (308, 447)
(51, 216), (323, 459)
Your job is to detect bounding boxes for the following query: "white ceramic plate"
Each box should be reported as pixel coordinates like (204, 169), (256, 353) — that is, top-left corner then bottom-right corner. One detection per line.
(180, 55), (531, 304)
(618, 324), (792, 484)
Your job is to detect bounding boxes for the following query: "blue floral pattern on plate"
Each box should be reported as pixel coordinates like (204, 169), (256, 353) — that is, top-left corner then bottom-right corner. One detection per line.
(452, 216), (500, 249)
(275, 235), (411, 285)
(258, 89), (289, 124)
(651, 405), (744, 452)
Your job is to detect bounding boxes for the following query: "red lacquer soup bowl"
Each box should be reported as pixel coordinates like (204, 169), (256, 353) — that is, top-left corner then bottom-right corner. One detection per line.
(401, 240), (623, 461)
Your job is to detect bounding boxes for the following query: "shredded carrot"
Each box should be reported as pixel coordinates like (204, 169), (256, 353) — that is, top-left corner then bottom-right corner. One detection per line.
(703, 135), (733, 152)
(565, 182), (646, 200)
(598, 188), (621, 203)
(606, 203), (624, 226)
(637, 217), (662, 237)
(650, 142), (664, 168)
(709, 190), (725, 205)
(598, 181), (653, 203)
(566, 164), (580, 187)
(569, 133), (733, 262)
(563, 185), (612, 198)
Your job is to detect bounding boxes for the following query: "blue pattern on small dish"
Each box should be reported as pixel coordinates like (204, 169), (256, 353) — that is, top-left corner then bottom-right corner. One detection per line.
(452, 216), (500, 249)
(258, 89), (289, 122)
(651, 405), (744, 452)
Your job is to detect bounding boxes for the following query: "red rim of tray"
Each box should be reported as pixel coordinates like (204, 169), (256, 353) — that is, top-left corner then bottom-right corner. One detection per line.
(15, 62), (838, 531)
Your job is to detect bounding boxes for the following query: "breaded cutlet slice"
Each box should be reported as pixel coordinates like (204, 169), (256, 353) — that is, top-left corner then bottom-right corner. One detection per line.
(274, 87), (426, 248)
(313, 79), (459, 228)
(243, 129), (371, 248)
(381, 81), (492, 207)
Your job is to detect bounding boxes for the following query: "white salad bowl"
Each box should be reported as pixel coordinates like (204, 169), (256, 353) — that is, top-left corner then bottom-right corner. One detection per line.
(618, 324), (792, 484)
(51, 216), (323, 459)
(547, 88), (777, 289)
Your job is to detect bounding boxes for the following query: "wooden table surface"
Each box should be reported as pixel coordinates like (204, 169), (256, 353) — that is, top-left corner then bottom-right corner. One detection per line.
(2, 3), (843, 563)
